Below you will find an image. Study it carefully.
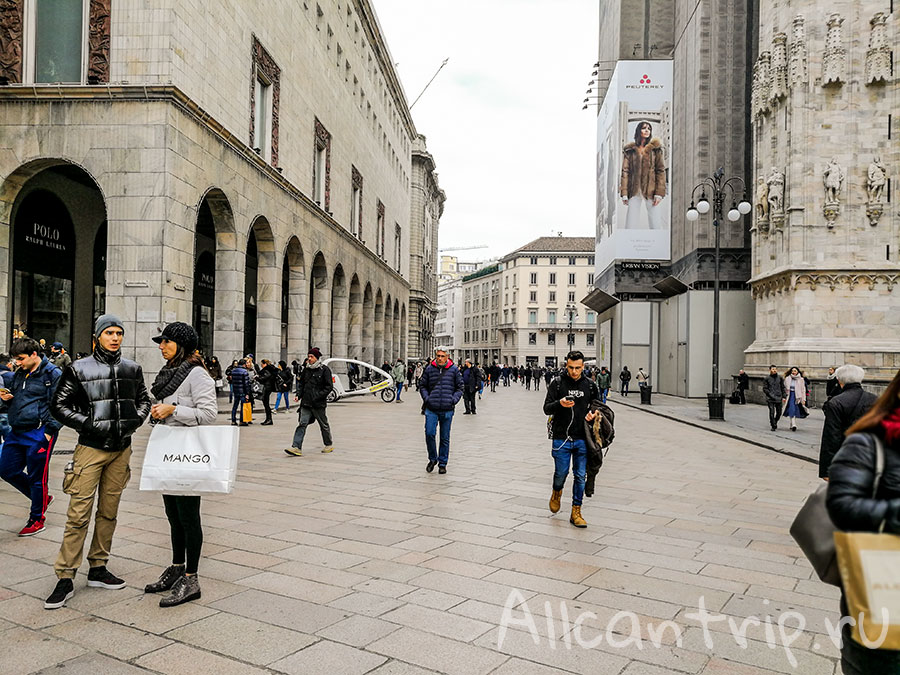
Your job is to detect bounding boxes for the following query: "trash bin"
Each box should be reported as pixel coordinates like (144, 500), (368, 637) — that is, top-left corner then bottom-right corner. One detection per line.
(640, 386), (652, 405)
(707, 393), (726, 420)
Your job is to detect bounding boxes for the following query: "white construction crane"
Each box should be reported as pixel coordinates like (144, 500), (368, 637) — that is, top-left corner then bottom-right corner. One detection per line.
(438, 245), (488, 253)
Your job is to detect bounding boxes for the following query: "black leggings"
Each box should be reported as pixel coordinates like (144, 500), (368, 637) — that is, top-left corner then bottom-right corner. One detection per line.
(163, 495), (203, 574)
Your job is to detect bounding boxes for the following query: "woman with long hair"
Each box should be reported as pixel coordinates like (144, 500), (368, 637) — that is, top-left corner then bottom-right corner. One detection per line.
(144, 322), (217, 607)
(620, 120), (667, 230)
(826, 369), (900, 673)
(782, 366), (807, 431)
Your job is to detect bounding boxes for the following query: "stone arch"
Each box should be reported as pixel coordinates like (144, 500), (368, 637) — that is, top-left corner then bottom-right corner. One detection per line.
(362, 282), (374, 364)
(330, 264), (348, 361)
(309, 252), (330, 350)
(244, 216), (278, 358)
(282, 236), (307, 362)
(1, 159), (107, 351)
(348, 275), (363, 360)
(373, 289), (384, 367)
(193, 187), (240, 359)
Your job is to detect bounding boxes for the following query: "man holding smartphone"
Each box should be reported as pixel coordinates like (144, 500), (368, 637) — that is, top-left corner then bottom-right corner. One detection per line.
(543, 350), (599, 528)
(0, 337), (62, 536)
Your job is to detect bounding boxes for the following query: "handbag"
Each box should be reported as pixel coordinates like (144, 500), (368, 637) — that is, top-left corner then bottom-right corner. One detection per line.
(835, 530), (900, 650)
(139, 424), (240, 495)
(215, 378), (224, 389)
(832, 436), (900, 649)
(242, 400), (252, 423)
(790, 434), (885, 587)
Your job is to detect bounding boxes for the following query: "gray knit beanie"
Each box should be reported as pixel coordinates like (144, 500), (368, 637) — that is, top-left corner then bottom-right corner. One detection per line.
(94, 314), (124, 337)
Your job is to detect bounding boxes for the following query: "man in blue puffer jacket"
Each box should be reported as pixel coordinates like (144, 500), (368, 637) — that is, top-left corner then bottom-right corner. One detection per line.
(419, 346), (464, 475)
(0, 337), (62, 536)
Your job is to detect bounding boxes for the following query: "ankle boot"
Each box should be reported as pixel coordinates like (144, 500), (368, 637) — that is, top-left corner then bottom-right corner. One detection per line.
(159, 573), (201, 607)
(570, 505), (587, 528)
(549, 490), (562, 513)
(144, 564), (185, 593)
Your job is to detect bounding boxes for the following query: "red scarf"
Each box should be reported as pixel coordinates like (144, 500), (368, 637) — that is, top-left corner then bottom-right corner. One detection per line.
(881, 407), (900, 446)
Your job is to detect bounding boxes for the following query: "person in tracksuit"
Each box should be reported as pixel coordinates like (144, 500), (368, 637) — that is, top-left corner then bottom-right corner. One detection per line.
(0, 337), (62, 536)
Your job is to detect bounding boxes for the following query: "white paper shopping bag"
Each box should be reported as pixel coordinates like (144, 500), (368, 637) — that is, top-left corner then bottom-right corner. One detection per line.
(140, 424), (240, 495)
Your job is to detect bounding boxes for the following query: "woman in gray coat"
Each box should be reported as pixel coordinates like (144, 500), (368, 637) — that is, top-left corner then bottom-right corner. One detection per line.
(144, 322), (217, 607)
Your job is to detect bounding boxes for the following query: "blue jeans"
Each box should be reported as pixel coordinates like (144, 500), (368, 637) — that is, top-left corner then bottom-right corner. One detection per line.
(424, 409), (453, 466)
(231, 396), (247, 424)
(396, 382), (404, 401)
(0, 426), (55, 520)
(600, 388), (609, 403)
(274, 391), (290, 410)
(551, 439), (587, 506)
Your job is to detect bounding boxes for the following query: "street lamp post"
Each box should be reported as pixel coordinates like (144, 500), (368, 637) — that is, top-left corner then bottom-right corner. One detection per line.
(685, 168), (751, 420)
(566, 303), (578, 350)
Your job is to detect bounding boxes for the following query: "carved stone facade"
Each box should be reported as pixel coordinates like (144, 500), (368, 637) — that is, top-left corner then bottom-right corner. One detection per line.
(748, 0), (899, 385)
(822, 14), (846, 86)
(865, 13), (891, 85)
(788, 16), (808, 87)
(770, 33), (789, 102)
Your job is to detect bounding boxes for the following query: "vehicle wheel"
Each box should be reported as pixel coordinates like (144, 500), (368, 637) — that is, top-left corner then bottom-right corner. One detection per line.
(381, 388), (396, 403)
(326, 390), (338, 403)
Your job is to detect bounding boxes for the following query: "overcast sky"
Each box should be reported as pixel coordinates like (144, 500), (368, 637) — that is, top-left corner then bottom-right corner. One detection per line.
(374, 0), (599, 262)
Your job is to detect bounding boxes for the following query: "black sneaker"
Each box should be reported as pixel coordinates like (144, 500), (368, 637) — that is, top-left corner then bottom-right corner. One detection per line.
(44, 578), (74, 610)
(87, 566), (126, 589)
(438, 466), (447, 474)
(426, 460), (436, 473)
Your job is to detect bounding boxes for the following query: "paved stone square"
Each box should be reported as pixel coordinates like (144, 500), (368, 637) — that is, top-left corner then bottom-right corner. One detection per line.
(0, 383), (843, 674)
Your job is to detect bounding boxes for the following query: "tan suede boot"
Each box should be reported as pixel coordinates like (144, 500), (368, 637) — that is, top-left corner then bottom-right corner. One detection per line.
(549, 490), (562, 513)
(570, 505), (587, 528)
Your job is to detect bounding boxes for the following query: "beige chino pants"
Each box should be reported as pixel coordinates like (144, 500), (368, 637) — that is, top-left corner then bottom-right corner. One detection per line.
(54, 444), (132, 579)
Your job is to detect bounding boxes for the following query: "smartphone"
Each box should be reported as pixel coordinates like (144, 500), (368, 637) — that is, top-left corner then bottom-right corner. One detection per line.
(563, 395), (575, 402)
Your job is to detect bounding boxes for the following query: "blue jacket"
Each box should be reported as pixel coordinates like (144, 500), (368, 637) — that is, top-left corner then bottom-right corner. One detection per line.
(230, 366), (252, 399)
(419, 359), (464, 412)
(5, 356), (62, 435)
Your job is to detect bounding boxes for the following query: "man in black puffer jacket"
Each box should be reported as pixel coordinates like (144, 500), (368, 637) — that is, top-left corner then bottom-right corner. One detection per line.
(819, 364), (878, 479)
(285, 348), (334, 457)
(45, 314), (151, 610)
(419, 346), (464, 474)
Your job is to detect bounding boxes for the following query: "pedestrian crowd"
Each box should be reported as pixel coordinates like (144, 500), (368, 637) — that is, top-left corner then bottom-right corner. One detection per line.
(2, 321), (898, 671)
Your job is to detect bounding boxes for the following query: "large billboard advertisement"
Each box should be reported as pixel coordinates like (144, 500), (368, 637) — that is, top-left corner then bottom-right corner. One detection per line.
(596, 60), (673, 272)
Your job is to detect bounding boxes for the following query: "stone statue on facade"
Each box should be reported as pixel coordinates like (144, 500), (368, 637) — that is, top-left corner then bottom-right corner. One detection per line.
(823, 158), (844, 203)
(822, 158), (843, 226)
(766, 168), (785, 226)
(866, 156), (887, 226)
(822, 14), (846, 86)
(867, 157), (886, 203)
(866, 13), (892, 85)
(755, 177), (769, 231)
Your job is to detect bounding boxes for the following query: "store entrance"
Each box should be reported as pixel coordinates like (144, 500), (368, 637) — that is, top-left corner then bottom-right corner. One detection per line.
(12, 190), (76, 346)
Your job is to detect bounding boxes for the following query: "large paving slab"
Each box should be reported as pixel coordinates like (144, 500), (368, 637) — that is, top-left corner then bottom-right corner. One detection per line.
(0, 384), (841, 673)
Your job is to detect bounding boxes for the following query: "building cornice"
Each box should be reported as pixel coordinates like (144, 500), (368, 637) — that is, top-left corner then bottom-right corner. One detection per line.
(0, 84), (409, 288)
